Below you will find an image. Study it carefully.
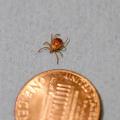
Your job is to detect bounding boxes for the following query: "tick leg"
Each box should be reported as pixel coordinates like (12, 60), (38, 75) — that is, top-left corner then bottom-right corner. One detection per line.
(38, 47), (50, 52)
(51, 33), (54, 41)
(43, 42), (52, 48)
(51, 34), (61, 41)
(61, 38), (70, 51)
(43, 42), (50, 46)
(59, 51), (63, 57)
(64, 38), (70, 48)
(55, 34), (61, 37)
(54, 52), (59, 64)
(61, 47), (67, 51)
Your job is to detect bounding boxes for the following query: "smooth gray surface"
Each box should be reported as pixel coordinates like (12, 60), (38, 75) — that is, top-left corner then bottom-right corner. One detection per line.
(0, 0), (120, 120)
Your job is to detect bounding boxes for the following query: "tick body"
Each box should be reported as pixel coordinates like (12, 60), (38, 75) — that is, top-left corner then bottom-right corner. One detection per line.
(38, 34), (70, 64)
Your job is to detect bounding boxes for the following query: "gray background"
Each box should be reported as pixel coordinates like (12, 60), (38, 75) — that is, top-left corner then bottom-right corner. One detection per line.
(0, 0), (120, 120)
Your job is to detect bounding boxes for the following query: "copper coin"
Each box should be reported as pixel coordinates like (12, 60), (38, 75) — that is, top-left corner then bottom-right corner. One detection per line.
(15, 69), (101, 120)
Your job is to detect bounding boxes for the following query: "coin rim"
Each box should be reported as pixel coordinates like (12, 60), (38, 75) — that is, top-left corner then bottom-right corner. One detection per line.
(14, 69), (101, 120)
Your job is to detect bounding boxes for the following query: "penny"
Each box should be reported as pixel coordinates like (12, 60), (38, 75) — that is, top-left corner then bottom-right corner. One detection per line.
(15, 69), (101, 120)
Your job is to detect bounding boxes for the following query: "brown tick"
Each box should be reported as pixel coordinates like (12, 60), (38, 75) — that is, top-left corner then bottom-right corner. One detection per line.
(38, 34), (70, 64)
